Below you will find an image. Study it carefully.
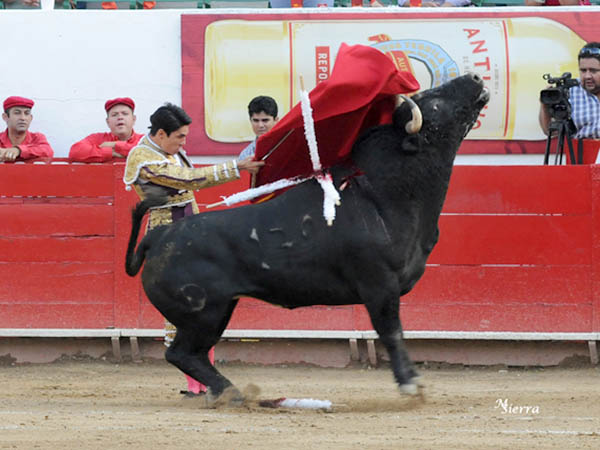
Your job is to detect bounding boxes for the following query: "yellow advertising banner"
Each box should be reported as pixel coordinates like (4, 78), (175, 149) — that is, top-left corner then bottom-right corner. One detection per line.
(182, 11), (596, 156)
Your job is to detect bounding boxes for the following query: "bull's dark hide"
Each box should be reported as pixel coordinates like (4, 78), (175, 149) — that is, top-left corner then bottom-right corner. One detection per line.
(126, 73), (489, 402)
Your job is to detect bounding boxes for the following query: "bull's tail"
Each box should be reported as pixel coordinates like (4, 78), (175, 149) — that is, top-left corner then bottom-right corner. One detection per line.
(125, 196), (166, 277)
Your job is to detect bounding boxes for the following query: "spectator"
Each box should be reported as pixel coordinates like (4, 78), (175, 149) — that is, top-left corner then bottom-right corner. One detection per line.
(539, 42), (600, 140)
(123, 103), (264, 397)
(100, 1), (155, 8)
(1, 96), (54, 162)
(238, 95), (279, 161)
(69, 97), (143, 163)
(524, 0), (589, 5)
(387, 0), (471, 6)
(2, 0), (40, 8)
(270, 0), (333, 6)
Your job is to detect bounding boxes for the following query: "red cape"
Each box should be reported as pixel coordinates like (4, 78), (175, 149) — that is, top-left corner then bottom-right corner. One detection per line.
(253, 43), (420, 192)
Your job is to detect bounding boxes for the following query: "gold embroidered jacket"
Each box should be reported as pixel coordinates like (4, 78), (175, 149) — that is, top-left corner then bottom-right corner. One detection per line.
(123, 135), (240, 229)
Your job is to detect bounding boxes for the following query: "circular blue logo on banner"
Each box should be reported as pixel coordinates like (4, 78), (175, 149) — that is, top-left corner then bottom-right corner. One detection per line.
(371, 39), (460, 88)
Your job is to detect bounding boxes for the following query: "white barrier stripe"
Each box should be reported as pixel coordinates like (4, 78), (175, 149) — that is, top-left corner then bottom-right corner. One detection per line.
(0, 329), (120, 337)
(1, 328), (599, 340)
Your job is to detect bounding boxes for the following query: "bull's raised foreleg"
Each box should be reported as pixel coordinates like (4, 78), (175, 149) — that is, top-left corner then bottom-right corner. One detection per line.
(365, 296), (419, 394)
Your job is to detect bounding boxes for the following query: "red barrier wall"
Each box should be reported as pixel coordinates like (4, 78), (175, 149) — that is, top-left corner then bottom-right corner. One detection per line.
(1, 163), (598, 334)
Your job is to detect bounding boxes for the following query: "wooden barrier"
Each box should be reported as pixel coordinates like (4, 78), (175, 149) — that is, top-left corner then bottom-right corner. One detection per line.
(1, 162), (599, 362)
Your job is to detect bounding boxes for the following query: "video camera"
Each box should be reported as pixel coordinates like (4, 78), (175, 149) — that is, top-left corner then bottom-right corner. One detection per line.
(540, 72), (579, 121)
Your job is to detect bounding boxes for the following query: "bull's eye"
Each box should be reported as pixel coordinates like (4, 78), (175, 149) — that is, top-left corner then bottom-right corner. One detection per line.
(433, 105), (439, 112)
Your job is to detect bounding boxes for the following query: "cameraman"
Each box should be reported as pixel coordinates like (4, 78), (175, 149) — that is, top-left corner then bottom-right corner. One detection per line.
(539, 42), (600, 139)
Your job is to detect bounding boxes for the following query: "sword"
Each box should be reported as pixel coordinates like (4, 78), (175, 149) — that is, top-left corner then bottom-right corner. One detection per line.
(251, 129), (294, 188)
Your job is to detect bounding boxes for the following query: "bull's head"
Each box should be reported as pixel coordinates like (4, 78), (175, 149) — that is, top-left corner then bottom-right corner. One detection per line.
(394, 73), (490, 153)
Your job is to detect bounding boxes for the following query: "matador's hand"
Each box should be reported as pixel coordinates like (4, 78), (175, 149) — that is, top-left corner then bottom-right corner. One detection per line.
(237, 157), (265, 175)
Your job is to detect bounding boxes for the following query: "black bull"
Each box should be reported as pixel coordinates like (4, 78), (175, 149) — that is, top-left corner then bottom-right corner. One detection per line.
(126, 73), (489, 402)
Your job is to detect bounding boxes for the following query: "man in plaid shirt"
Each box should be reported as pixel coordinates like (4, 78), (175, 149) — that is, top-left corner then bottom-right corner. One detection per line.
(539, 42), (600, 140)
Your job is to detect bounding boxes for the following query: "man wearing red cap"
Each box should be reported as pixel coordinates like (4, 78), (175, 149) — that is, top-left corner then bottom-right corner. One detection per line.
(69, 97), (143, 163)
(1, 96), (54, 162)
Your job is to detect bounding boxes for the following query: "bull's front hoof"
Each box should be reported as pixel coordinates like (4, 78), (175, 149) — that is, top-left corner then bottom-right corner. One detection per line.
(208, 386), (246, 407)
(399, 382), (419, 396)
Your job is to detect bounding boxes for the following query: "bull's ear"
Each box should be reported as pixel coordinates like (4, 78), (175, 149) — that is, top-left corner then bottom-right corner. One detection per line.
(392, 102), (414, 133)
(400, 133), (424, 154)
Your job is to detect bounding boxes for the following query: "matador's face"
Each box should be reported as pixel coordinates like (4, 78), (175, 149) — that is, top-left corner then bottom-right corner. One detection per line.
(156, 125), (190, 155)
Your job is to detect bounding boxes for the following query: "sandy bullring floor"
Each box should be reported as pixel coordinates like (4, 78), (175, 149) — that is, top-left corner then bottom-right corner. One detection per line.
(0, 360), (599, 449)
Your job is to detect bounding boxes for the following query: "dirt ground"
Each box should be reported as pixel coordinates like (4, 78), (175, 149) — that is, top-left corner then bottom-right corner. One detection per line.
(0, 359), (599, 450)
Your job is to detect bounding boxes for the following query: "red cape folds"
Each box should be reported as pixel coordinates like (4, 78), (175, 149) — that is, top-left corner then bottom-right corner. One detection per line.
(252, 43), (420, 193)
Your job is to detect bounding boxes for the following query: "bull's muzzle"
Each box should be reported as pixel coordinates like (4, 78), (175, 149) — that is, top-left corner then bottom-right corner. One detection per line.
(395, 95), (422, 134)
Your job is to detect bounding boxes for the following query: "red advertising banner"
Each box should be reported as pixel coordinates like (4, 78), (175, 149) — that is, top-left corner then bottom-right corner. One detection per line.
(181, 11), (598, 157)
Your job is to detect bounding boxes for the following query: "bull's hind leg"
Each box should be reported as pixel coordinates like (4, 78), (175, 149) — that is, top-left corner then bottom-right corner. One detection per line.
(164, 300), (242, 403)
(165, 330), (233, 399)
(365, 296), (419, 394)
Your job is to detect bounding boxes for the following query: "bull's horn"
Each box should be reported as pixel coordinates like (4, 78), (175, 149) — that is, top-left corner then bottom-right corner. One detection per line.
(395, 94), (422, 134)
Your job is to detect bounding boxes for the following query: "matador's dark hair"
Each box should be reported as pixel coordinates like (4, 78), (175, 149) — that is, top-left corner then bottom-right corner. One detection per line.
(149, 103), (192, 136)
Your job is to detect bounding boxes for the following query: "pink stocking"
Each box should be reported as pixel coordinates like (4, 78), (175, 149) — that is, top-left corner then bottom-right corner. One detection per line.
(185, 347), (216, 394)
